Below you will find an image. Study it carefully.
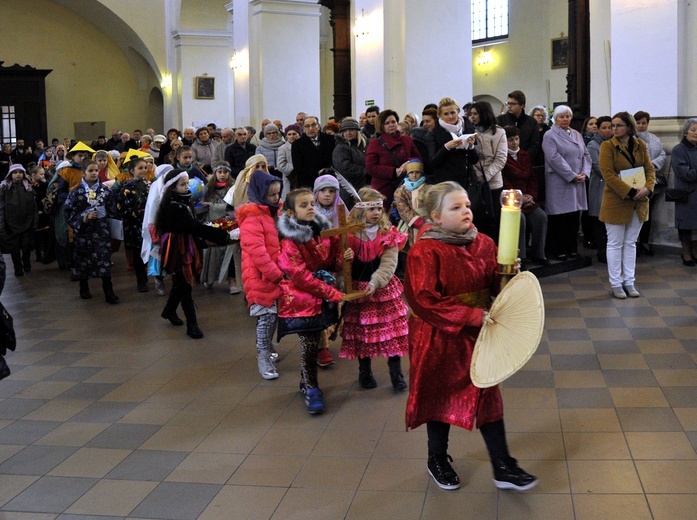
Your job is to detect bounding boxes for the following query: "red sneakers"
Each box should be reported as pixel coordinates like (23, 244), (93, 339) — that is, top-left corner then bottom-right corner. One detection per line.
(317, 348), (335, 367)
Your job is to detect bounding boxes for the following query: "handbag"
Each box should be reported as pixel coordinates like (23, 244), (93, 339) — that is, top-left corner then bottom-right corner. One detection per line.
(467, 163), (495, 231)
(0, 301), (17, 356)
(665, 188), (694, 203)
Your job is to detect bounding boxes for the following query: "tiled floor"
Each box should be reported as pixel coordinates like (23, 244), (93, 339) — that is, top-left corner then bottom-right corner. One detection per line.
(0, 249), (696, 519)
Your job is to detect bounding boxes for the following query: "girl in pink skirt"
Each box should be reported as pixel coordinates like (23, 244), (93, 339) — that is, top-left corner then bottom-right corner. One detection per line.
(341, 187), (409, 391)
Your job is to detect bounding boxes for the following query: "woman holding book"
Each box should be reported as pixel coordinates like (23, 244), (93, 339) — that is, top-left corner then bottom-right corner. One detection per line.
(598, 111), (655, 299)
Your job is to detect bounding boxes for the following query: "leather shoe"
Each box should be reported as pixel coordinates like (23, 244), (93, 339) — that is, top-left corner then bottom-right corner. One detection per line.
(492, 457), (538, 491)
(0, 356), (10, 381)
(161, 310), (184, 326)
(187, 322), (204, 339)
(532, 257), (551, 265)
(682, 255), (696, 267)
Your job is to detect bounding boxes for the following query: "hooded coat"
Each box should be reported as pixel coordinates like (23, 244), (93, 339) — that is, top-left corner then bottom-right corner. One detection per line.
(276, 213), (343, 319)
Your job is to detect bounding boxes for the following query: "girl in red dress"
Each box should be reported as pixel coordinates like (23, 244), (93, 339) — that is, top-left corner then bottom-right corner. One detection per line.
(340, 187), (409, 391)
(403, 181), (538, 491)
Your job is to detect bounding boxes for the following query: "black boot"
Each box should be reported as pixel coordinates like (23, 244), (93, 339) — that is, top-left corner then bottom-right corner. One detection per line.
(0, 356), (10, 381)
(492, 457), (538, 491)
(79, 279), (92, 299)
(358, 357), (377, 389)
(102, 276), (119, 304)
(387, 356), (407, 391)
(161, 308), (184, 326)
(181, 299), (203, 339)
(427, 451), (460, 490)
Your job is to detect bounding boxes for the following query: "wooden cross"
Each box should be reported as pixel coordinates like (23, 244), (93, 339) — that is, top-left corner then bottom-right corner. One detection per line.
(320, 203), (366, 301)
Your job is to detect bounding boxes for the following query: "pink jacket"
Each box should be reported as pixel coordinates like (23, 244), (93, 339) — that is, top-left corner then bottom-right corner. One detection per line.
(276, 213), (344, 318)
(237, 202), (283, 307)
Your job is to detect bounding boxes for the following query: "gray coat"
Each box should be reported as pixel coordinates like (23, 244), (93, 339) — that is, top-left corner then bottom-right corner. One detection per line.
(672, 138), (697, 230)
(542, 125), (591, 215)
(587, 132), (611, 217)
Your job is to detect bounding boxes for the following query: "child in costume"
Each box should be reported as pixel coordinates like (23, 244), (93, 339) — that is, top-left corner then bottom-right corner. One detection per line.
(237, 169), (284, 380)
(156, 169), (229, 339)
(312, 172), (350, 367)
(340, 187), (409, 391)
(276, 188), (351, 414)
(63, 160), (119, 303)
(392, 158), (429, 248)
(403, 181), (537, 492)
(117, 157), (151, 292)
(200, 161), (241, 294)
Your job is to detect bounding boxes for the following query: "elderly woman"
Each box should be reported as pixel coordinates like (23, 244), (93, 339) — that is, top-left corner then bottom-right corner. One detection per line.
(190, 127), (217, 170)
(541, 105), (591, 260)
(277, 124), (301, 199)
(366, 109), (421, 208)
(332, 117), (368, 209)
(599, 112), (655, 298)
(671, 118), (697, 266)
(257, 123), (285, 174)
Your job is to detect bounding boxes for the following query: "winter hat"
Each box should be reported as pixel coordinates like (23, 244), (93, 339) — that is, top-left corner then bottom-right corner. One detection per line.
(264, 123), (280, 135)
(285, 124), (302, 136)
(405, 158), (424, 174)
(153, 134), (166, 144)
(313, 174), (340, 193)
(339, 117), (360, 132)
(8, 164), (26, 174)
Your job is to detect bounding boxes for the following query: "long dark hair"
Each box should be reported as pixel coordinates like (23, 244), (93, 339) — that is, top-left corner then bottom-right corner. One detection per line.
(155, 169), (191, 235)
(471, 101), (498, 135)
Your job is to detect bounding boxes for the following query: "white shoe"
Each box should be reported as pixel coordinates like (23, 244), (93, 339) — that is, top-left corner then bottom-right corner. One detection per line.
(611, 286), (627, 299)
(154, 278), (166, 296)
(258, 352), (279, 379)
(229, 281), (241, 294)
(623, 284), (640, 298)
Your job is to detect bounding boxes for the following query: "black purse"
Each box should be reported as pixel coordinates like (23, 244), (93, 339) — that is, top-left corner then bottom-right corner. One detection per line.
(467, 163), (495, 231)
(0, 301), (16, 356)
(665, 188), (694, 203)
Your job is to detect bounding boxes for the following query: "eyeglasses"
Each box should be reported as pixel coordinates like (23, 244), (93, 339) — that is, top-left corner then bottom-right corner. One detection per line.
(303, 123), (319, 129)
(266, 131), (279, 136)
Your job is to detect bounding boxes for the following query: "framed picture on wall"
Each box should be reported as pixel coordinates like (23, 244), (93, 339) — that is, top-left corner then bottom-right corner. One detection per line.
(195, 76), (215, 99)
(551, 38), (568, 69)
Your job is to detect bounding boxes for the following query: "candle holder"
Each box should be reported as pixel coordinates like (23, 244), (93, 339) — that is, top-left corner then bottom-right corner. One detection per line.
(497, 189), (523, 289)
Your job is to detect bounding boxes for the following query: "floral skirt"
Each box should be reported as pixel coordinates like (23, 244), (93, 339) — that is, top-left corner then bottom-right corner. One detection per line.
(340, 276), (409, 359)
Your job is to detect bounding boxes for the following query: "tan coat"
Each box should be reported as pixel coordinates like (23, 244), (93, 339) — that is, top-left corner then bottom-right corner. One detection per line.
(598, 136), (655, 225)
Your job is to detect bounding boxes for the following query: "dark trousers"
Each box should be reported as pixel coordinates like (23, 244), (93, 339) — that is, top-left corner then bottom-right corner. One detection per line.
(11, 232), (33, 272)
(128, 248), (148, 287)
(546, 211), (580, 257)
(427, 419), (509, 461)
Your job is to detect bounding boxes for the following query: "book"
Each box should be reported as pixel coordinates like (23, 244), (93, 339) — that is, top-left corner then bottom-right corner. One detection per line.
(619, 166), (646, 189)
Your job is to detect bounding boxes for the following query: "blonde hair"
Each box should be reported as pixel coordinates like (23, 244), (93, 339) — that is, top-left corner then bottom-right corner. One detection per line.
(437, 97), (460, 118)
(347, 187), (391, 231)
(423, 181), (468, 220)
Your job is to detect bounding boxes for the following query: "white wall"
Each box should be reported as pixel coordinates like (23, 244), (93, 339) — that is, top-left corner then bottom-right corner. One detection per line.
(353, 0), (385, 115)
(589, 0), (611, 117)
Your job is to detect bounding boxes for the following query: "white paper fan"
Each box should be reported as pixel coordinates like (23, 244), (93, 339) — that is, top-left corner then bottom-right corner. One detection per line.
(471, 271), (545, 388)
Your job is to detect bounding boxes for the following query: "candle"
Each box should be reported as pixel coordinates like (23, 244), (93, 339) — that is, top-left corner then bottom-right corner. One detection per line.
(497, 190), (523, 265)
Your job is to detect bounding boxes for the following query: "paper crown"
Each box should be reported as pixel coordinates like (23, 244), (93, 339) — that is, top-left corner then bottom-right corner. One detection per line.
(67, 141), (95, 158)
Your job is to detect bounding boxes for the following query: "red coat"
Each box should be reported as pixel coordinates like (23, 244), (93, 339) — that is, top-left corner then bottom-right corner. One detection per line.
(403, 233), (504, 431)
(366, 132), (421, 207)
(276, 213), (343, 318)
(501, 149), (540, 214)
(237, 202), (283, 307)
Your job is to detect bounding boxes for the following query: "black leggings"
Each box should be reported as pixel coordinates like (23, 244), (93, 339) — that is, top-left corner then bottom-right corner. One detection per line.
(299, 332), (321, 388)
(427, 419), (509, 461)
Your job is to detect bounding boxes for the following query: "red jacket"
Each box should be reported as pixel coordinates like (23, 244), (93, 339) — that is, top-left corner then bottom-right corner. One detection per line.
(276, 213), (343, 318)
(237, 202), (283, 307)
(366, 132), (421, 207)
(501, 149), (540, 214)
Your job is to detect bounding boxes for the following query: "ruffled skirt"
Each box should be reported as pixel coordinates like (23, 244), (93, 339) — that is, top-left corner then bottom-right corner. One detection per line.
(340, 276), (409, 359)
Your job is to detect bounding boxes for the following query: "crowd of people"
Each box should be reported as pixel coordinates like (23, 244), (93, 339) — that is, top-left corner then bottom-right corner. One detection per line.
(1, 95), (695, 493)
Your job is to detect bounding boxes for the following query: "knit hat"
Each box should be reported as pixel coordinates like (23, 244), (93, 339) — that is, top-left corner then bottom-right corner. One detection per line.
(339, 117), (360, 132)
(405, 158), (424, 174)
(8, 164), (25, 174)
(313, 174), (340, 193)
(285, 123), (302, 136)
(264, 123), (280, 136)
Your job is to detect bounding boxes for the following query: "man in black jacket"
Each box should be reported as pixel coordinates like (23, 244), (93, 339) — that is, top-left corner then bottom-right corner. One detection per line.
(224, 127), (256, 176)
(291, 116), (335, 189)
(496, 90), (540, 163)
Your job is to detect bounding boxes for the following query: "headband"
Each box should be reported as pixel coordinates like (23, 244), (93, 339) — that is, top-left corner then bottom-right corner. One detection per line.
(162, 172), (189, 193)
(353, 200), (383, 208)
(213, 165), (232, 173)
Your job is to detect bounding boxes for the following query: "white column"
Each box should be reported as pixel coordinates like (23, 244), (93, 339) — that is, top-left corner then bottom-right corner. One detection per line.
(247, 0), (322, 128)
(172, 30), (234, 129)
(610, 0), (681, 116)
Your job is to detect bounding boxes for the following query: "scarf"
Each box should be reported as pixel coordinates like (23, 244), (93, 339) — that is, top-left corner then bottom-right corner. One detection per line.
(421, 224), (478, 245)
(438, 117), (464, 136)
(364, 223), (379, 241)
(403, 176), (426, 191)
(215, 181), (229, 189)
(259, 137), (284, 150)
(508, 149), (519, 161)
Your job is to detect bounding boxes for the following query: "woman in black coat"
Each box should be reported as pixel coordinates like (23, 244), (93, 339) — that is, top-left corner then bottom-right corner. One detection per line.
(427, 97), (479, 186)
